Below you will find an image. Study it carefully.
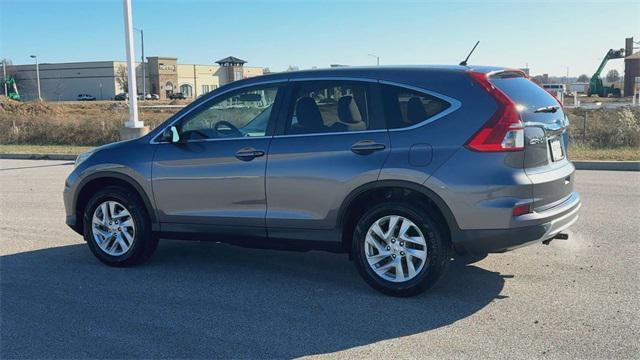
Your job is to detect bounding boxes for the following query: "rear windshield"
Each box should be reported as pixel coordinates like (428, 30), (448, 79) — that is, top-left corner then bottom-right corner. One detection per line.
(491, 77), (563, 124)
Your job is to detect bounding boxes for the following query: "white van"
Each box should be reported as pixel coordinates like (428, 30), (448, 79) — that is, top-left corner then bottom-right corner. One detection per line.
(542, 84), (568, 95)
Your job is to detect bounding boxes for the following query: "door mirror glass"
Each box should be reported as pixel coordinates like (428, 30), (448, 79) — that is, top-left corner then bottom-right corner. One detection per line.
(163, 126), (180, 143)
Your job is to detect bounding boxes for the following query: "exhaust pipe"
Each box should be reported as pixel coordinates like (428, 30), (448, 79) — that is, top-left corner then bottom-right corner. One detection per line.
(542, 232), (569, 245)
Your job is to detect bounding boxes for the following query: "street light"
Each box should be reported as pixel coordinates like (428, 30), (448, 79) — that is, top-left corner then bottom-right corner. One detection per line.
(367, 53), (380, 66)
(2, 60), (7, 97)
(29, 55), (42, 101)
(134, 27), (146, 99)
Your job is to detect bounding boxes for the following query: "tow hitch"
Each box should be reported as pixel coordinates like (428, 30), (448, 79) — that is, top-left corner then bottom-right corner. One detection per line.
(542, 232), (569, 245)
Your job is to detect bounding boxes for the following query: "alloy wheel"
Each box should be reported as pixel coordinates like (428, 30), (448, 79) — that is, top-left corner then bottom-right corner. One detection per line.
(364, 215), (428, 282)
(91, 200), (136, 256)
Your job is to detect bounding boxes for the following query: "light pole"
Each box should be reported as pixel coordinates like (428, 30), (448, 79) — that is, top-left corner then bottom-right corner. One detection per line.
(30, 55), (42, 101)
(134, 27), (146, 99)
(122, 0), (141, 128)
(2, 60), (7, 97)
(367, 53), (380, 66)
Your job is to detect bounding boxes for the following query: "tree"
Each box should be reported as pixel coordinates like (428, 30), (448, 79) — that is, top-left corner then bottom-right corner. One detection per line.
(115, 64), (128, 92)
(605, 69), (620, 83)
(577, 74), (590, 83)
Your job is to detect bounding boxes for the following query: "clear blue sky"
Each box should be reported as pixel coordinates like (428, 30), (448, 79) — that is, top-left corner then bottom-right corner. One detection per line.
(1, 0), (638, 76)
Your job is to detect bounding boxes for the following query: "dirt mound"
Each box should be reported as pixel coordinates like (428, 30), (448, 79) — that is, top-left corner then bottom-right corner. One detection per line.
(0, 97), (65, 117)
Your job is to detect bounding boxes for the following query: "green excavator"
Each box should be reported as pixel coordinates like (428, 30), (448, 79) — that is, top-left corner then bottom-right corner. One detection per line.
(2, 76), (20, 101)
(588, 48), (625, 97)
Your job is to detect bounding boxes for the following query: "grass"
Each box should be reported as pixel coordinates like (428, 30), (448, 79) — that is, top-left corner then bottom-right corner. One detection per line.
(1, 143), (637, 161)
(568, 144), (640, 161)
(0, 144), (93, 155)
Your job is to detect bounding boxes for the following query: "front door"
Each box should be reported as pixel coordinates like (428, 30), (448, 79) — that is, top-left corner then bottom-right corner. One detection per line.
(266, 80), (390, 241)
(152, 83), (284, 238)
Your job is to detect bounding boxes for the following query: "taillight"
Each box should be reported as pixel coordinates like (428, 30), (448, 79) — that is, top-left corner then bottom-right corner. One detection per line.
(466, 71), (524, 152)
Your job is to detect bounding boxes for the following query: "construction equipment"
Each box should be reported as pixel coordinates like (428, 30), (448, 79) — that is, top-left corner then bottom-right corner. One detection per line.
(2, 76), (20, 101)
(588, 48), (624, 97)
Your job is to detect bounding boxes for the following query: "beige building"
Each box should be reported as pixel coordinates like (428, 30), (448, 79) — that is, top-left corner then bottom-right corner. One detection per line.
(12, 56), (264, 101)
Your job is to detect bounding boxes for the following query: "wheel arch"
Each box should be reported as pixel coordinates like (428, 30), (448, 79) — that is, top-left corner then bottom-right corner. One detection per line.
(74, 172), (158, 234)
(337, 180), (460, 253)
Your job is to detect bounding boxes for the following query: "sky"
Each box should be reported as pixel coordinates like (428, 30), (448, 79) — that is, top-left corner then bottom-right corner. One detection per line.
(1, 0), (639, 77)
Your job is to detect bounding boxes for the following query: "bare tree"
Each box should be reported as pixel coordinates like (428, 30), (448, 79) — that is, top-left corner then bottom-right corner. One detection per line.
(605, 69), (620, 83)
(577, 74), (590, 83)
(115, 64), (128, 92)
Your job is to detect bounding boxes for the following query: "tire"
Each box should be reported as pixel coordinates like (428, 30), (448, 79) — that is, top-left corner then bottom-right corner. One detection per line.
(83, 185), (158, 267)
(352, 202), (450, 297)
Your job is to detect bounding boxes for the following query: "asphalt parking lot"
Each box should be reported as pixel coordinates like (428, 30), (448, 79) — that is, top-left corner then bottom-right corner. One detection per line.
(1, 159), (638, 359)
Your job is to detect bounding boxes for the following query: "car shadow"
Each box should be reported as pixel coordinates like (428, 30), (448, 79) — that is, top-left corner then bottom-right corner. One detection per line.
(1, 240), (509, 358)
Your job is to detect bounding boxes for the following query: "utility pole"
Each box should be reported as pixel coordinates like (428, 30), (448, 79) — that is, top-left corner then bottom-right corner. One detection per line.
(30, 55), (42, 101)
(134, 27), (146, 98)
(368, 53), (380, 66)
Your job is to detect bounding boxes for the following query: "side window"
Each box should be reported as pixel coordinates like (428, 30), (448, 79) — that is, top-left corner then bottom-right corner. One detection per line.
(285, 81), (373, 135)
(178, 85), (279, 140)
(381, 85), (451, 129)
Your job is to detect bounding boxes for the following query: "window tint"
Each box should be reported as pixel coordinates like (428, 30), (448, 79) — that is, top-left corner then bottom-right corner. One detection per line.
(381, 85), (451, 129)
(285, 81), (372, 135)
(178, 85), (279, 140)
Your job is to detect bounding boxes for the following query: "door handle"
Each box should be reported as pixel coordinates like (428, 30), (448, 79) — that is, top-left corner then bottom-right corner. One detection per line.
(235, 147), (265, 161)
(350, 140), (386, 155)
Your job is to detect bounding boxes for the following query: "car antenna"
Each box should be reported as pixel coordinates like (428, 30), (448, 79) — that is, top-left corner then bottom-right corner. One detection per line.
(459, 41), (480, 66)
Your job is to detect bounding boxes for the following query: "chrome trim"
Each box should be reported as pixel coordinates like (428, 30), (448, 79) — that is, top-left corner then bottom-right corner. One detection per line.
(379, 80), (463, 132)
(149, 79), (289, 144)
(273, 129), (387, 139)
(156, 135), (272, 145)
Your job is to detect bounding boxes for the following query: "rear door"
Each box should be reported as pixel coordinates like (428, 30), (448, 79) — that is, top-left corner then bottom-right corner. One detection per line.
(265, 79), (390, 240)
(491, 74), (573, 211)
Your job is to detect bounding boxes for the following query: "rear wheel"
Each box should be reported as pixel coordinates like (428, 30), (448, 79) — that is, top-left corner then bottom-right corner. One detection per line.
(83, 186), (158, 267)
(352, 202), (450, 297)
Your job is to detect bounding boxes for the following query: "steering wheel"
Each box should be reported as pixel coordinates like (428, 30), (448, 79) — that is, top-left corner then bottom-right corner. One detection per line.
(214, 121), (243, 138)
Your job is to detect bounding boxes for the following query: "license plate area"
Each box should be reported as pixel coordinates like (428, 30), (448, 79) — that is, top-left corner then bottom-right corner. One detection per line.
(549, 138), (564, 162)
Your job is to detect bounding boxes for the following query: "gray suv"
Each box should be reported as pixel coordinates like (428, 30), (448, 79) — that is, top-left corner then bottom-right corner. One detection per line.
(64, 66), (580, 296)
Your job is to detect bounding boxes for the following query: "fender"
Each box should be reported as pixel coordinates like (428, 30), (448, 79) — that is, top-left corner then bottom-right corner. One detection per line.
(335, 179), (462, 243)
(74, 171), (159, 231)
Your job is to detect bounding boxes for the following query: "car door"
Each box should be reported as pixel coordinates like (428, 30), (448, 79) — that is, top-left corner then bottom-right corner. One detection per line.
(152, 82), (285, 239)
(265, 79), (390, 241)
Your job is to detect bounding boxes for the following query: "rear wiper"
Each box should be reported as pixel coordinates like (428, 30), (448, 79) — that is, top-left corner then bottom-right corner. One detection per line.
(534, 105), (559, 113)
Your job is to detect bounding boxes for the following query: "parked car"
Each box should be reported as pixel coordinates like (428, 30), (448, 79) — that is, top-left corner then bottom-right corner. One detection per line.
(77, 94), (96, 101)
(146, 93), (160, 100)
(114, 93), (128, 101)
(64, 66), (580, 296)
(168, 92), (186, 100)
(542, 83), (568, 95)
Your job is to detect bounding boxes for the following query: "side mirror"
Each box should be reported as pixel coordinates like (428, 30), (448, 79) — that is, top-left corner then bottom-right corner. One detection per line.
(162, 126), (180, 143)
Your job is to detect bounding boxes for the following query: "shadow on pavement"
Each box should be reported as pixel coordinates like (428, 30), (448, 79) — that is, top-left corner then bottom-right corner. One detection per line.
(1, 240), (508, 358)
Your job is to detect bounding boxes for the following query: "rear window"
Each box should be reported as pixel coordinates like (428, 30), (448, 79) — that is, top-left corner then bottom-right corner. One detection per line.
(381, 85), (451, 129)
(491, 77), (563, 123)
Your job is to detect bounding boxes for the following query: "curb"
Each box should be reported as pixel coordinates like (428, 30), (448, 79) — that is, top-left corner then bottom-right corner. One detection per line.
(0, 153), (77, 161)
(573, 160), (640, 172)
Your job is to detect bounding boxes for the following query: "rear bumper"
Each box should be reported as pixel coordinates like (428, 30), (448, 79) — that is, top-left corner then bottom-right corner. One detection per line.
(454, 191), (581, 253)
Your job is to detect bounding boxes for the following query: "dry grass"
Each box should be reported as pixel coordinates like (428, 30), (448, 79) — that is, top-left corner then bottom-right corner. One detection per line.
(1, 98), (639, 162)
(568, 143), (640, 161)
(0, 98), (178, 146)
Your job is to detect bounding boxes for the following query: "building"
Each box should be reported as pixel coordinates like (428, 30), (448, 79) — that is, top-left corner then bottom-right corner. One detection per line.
(11, 56), (264, 101)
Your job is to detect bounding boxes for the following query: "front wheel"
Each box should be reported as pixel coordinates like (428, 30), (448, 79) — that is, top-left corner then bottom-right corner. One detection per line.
(352, 202), (450, 297)
(83, 186), (158, 267)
